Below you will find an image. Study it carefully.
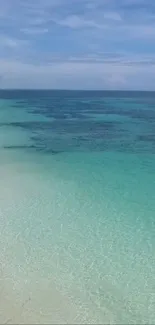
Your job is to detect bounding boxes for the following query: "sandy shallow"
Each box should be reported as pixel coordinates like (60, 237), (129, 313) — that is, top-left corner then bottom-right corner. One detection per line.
(0, 162), (77, 324)
(0, 150), (155, 324)
(0, 157), (114, 324)
(0, 272), (86, 324)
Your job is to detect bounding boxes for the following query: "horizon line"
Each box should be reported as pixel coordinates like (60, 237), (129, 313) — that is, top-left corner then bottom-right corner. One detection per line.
(0, 88), (155, 92)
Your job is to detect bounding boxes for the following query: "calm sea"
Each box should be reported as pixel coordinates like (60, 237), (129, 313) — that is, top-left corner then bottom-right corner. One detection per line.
(0, 90), (155, 324)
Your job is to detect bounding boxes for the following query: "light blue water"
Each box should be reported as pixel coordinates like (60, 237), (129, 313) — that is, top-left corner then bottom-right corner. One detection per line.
(0, 90), (155, 324)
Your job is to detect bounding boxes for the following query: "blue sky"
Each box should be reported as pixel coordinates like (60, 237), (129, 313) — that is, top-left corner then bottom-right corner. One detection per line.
(0, 0), (155, 89)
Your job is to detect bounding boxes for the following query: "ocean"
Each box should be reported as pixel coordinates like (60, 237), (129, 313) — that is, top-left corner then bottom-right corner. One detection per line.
(0, 90), (155, 324)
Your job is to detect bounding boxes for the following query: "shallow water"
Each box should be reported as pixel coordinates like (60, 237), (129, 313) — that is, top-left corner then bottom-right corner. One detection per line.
(0, 90), (155, 323)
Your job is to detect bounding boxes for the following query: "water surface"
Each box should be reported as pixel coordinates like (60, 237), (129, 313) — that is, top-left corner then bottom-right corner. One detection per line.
(0, 90), (155, 324)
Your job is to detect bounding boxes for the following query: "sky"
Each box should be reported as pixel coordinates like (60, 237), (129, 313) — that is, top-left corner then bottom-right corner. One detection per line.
(0, 0), (155, 89)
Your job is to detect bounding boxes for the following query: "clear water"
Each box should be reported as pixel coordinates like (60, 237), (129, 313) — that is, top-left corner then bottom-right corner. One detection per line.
(0, 90), (155, 324)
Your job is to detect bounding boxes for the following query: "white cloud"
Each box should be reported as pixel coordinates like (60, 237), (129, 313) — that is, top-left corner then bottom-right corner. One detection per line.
(0, 57), (155, 90)
(132, 25), (155, 38)
(0, 35), (28, 49)
(1, 37), (18, 48)
(53, 15), (102, 29)
(21, 28), (48, 35)
(103, 12), (122, 21)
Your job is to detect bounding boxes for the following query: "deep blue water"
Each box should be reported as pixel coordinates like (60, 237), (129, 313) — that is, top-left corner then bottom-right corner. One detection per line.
(1, 90), (155, 154)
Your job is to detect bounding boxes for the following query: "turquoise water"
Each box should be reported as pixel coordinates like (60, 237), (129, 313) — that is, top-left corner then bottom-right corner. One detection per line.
(0, 90), (155, 324)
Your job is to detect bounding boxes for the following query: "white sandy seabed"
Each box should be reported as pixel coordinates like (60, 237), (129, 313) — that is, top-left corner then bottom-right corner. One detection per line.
(0, 150), (155, 324)
(0, 151), (114, 324)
